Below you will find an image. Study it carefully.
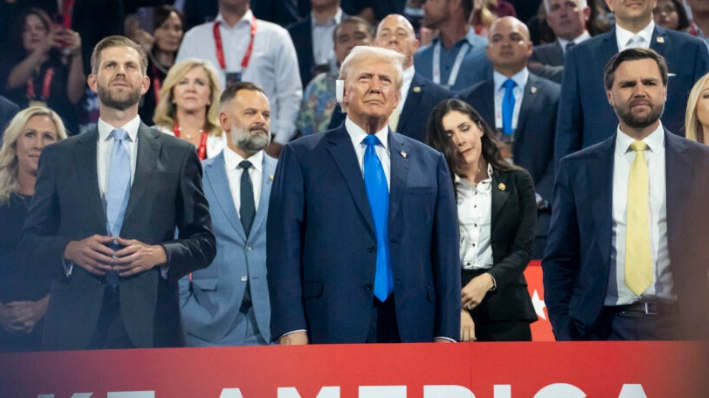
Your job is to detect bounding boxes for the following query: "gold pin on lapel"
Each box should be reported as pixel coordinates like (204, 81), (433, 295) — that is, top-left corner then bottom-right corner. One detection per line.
(413, 86), (421, 93)
(400, 150), (407, 158)
(498, 183), (506, 191)
(657, 37), (664, 43)
(530, 86), (537, 94)
(269, 175), (274, 181)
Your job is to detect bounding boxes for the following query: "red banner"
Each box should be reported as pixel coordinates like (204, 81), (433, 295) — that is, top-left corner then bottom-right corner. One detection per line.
(1, 342), (707, 397)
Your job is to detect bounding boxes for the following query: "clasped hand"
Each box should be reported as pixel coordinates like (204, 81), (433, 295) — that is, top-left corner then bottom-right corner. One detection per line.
(64, 235), (167, 277)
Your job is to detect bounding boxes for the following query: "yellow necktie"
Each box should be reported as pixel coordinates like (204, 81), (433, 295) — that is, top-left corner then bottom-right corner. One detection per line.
(389, 102), (401, 131)
(625, 140), (652, 296)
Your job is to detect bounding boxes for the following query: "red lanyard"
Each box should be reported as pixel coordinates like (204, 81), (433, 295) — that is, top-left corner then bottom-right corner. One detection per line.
(174, 125), (209, 160)
(61, 0), (75, 29)
(213, 15), (258, 71)
(27, 68), (54, 100)
(151, 63), (162, 106)
(689, 21), (699, 37)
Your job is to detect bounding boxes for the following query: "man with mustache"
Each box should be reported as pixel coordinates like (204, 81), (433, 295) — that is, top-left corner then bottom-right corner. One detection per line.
(179, 82), (276, 346)
(267, 46), (460, 344)
(20, 36), (216, 350)
(543, 48), (709, 341)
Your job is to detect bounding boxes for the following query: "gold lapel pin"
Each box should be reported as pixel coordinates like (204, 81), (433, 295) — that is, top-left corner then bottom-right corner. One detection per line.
(400, 150), (407, 158)
(657, 37), (665, 43)
(498, 183), (506, 191)
(530, 86), (537, 94)
(413, 86), (421, 93)
(269, 175), (274, 181)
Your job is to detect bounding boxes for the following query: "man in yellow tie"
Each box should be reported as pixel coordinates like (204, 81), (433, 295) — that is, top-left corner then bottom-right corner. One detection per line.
(542, 48), (709, 341)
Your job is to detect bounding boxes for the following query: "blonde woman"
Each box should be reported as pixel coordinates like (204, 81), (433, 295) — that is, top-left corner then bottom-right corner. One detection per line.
(153, 58), (225, 159)
(685, 72), (709, 144)
(0, 107), (66, 352)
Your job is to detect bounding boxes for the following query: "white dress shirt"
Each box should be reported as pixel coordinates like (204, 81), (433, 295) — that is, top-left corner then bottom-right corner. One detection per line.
(311, 8), (343, 66)
(557, 30), (591, 55)
(607, 124), (674, 306)
(616, 20), (655, 51)
(154, 125), (228, 159)
(176, 10), (303, 145)
(223, 146), (264, 214)
(399, 65), (416, 108)
(456, 164), (494, 270)
(97, 116), (141, 197)
(345, 117), (391, 190)
(493, 68), (529, 131)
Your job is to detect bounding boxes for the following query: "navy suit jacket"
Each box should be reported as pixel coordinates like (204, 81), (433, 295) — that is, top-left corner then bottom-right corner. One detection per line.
(267, 125), (461, 344)
(529, 41), (564, 83)
(543, 130), (709, 341)
(179, 152), (277, 346)
(287, 16), (316, 87)
(459, 73), (560, 242)
(554, 26), (709, 165)
(328, 73), (455, 142)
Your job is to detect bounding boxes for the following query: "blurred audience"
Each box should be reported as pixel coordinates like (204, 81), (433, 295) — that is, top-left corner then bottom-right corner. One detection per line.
(687, 0), (709, 43)
(427, 99), (537, 341)
(1, 8), (85, 135)
(653, 0), (690, 32)
(685, 72), (709, 144)
(528, 0), (591, 83)
(153, 59), (225, 160)
(470, 0), (517, 37)
(298, 16), (373, 136)
(0, 96), (20, 141)
(341, 0), (407, 23)
(0, 106), (66, 352)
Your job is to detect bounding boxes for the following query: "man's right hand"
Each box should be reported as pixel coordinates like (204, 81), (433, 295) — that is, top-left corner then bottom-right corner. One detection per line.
(279, 331), (309, 345)
(63, 235), (117, 276)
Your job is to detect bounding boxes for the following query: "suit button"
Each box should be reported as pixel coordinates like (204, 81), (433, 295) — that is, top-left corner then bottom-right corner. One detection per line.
(367, 246), (375, 253)
(365, 283), (373, 291)
(241, 276), (248, 282)
(246, 246), (252, 251)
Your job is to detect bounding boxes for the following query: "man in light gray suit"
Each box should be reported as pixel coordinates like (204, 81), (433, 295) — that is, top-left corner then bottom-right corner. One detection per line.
(179, 82), (276, 346)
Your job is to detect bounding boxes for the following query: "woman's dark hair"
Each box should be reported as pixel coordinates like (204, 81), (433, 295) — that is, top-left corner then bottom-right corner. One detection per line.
(153, 4), (184, 32)
(656, 0), (690, 31)
(13, 8), (57, 56)
(426, 99), (517, 194)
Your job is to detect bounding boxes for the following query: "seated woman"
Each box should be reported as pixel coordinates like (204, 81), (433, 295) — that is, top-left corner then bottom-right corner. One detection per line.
(685, 72), (709, 144)
(0, 106), (67, 352)
(427, 99), (537, 342)
(152, 58), (224, 160)
(0, 8), (84, 135)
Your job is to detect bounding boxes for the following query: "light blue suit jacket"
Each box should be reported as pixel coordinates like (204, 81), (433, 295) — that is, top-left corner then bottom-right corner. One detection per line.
(179, 151), (277, 346)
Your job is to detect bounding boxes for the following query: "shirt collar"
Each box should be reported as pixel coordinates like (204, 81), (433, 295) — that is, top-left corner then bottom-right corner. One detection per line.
(215, 9), (254, 29)
(557, 30), (590, 53)
(616, 20), (655, 50)
(345, 117), (389, 152)
(402, 65), (415, 87)
(493, 68), (529, 92)
(311, 8), (342, 28)
(615, 122), (665, 156)
(98, 116), (141, 143)
(223, 145), (264, 172)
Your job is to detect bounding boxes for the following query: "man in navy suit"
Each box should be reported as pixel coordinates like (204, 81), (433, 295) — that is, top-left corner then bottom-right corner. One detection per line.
(329, 14), (454, 143)
(460, 16), (559, 259)
(267, 46), (460, 344)
(554, 0), (709, 165)
(179, 82), (276, 346)
(543, 48), (709, 341)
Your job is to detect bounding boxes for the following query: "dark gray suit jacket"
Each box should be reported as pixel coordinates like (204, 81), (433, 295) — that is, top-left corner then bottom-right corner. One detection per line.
(20, 123), (216, 350)
(529, 41), (564, 83)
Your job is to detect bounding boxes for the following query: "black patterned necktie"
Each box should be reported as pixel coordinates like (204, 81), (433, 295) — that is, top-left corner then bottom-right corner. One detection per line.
(239, 160), (255, 237)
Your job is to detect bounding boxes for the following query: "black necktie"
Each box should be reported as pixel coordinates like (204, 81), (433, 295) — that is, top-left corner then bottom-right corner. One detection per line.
(239, 160), (255, 237)
(565, 41), (575, 56)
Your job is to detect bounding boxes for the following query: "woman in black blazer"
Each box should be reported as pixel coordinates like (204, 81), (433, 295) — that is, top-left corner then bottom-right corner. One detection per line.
(427, 99), (537, 342)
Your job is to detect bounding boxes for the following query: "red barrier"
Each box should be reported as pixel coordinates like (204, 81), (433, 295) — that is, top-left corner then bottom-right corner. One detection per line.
(1, 342), (707, 397)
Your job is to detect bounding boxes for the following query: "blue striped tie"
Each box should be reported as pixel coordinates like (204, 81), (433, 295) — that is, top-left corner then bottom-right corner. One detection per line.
(105, 128), (131, 287)
(362, 135), (393, 301)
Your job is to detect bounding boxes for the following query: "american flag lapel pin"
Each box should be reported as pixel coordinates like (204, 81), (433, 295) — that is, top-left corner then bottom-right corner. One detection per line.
(400, 150), (407, 158)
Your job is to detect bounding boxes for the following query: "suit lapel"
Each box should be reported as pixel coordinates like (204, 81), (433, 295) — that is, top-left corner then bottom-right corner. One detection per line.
(665, 132), (692, 261)
(491, 170), (510, 222)
(588, 137), (615, 263)
(601, 28), (620, 62)
(74, 130), (106, 227)
(250, 154), (277, 236)
(205, 153), (247, 241)
(397, 74), (424, 134)
(650, 26), (669, 58)
(388, 131), (409, 225)
(478, 80), (496, 127)
(122, 123), (160, 228)
(327, 127), (376, 235)
(514, 74), (539, 140)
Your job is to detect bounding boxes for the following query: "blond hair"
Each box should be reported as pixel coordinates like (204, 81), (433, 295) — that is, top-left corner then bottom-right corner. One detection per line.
(0, 107), (67, 205)
(338, 46), (404, 112)
(152, 58), (223, 137)
(685, 72), (709, 144)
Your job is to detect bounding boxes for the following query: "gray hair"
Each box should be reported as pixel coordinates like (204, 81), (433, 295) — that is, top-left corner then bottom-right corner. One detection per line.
(339, 46), (405, 91)
(544, 0), (588, 13)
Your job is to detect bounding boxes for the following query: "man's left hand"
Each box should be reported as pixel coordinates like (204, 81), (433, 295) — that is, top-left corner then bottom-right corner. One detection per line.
(265, 142), (283, 158)
(113, 238), (167, 276)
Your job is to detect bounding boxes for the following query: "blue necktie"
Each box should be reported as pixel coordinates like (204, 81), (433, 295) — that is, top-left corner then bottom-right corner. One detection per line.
(502, 79), (516, 135)
(362, 135), (393, 302)
(105, 128), (131, 287)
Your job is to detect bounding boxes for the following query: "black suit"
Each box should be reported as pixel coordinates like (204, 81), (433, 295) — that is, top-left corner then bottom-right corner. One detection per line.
(287, 16), (317, 88)
(463, 168), (538, 341)
(529, 41), (564, 83)
(459, 73), (559, 259)
(0, 95), (19, 141)
(329, 73), (455, 142)
(20, 123), (216, 350)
